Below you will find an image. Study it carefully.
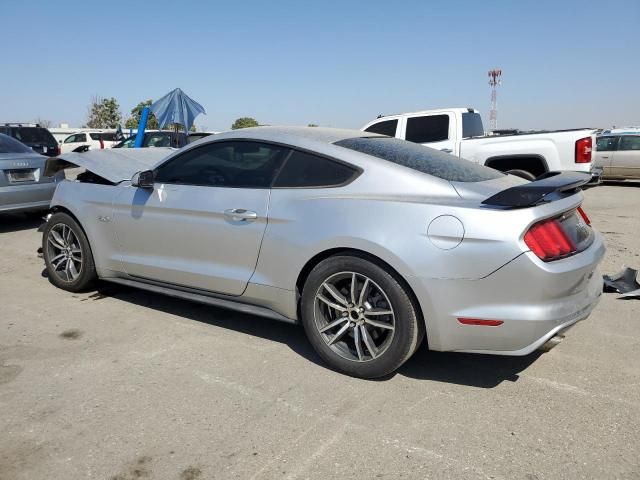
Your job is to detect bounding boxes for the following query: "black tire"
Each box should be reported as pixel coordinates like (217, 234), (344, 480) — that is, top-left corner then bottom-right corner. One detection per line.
(42, 212), (97, 292)
(300, 255), (424, 379)
(505, 169), (536, 181)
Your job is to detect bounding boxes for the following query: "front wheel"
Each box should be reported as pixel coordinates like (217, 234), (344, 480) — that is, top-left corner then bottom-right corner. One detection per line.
(42, 212), (97, 292)
(300, 255), (424, 379)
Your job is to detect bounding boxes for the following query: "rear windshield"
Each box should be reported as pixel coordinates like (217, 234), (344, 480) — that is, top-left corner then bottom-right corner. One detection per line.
(0, 133), (33, 153)
(8, 127), (56, 145)
(462, 112), (484, 138)
(334, 136), (504, 182)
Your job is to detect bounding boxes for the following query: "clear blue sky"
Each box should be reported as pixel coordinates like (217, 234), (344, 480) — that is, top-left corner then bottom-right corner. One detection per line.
(2, 0), (638, 131)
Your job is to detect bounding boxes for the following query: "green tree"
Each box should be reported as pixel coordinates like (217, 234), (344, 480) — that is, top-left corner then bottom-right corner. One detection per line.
(86, 96), (122, 128)
(125, 100), (159, 129)
(231, 117), (259, 130)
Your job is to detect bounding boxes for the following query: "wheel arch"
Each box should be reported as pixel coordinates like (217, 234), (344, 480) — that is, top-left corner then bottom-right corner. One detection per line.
(485, 154), (549, 177)
(295, 247), (428, 347)
(48, 205), (97, 258)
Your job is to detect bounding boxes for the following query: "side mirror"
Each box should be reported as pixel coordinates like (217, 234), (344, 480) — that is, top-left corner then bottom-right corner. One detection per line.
(131, 170), (154, 189)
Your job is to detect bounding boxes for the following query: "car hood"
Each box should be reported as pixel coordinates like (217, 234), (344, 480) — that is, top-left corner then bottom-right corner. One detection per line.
(44, 148), (173, 183)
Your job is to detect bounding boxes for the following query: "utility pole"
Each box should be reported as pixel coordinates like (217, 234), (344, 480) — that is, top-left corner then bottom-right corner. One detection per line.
(488, 69), (502, 131)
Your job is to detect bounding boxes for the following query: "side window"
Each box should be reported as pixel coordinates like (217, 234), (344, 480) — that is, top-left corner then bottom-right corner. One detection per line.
(596, 136), (618, 152)
(273, 150), (358, 188)
(64, 135), (76, 143)
(89, 133), (101, 140)
(154, 141), (289, 188)
(76, 133), (87, 142)
(364, 119), (398, 137)
(619, 136), (640, 151)
(405, 115), (449, 143)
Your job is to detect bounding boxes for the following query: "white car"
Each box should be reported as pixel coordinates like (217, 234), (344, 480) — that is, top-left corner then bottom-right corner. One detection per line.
(60, 131), (119, 153)
(362, 108), (598, 181)
(594, 134), (640, 180)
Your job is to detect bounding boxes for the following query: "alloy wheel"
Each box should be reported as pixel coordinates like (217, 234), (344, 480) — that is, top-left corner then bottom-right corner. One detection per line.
(46, 223), (83, 282)
(314, 271), (396, 362)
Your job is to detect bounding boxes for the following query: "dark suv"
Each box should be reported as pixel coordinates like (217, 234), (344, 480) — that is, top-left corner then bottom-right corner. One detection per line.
(0, 123), (60, 157)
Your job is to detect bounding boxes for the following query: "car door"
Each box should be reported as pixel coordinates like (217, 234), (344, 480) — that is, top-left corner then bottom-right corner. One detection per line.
(401, 113), (455, 153)
(611, 135), (640, 179)
(594, 136), (618, 176)
(111, 140), (290, 295)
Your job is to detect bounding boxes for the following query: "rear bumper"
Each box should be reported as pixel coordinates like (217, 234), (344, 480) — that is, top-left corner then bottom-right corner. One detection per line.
(408, 233), (605, 355)
(0, 182), (56, 212)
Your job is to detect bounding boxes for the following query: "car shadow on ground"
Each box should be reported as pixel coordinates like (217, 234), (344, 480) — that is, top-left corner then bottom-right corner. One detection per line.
(93, 281), (541, 388)
(0, 212), (46, 233)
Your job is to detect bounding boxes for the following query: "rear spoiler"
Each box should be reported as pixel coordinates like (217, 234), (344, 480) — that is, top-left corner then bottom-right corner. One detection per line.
(482, 172), (591, 208)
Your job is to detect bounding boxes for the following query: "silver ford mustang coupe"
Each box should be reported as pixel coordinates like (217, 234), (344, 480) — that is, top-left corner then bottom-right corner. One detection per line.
(41, 127), (604, 378)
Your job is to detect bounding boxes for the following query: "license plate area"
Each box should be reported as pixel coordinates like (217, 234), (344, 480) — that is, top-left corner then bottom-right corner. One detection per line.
(7, 169), (37, 183)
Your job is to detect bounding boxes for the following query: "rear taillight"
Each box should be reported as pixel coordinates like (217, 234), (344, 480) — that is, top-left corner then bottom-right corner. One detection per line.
(575, 137), (592, 163)
(524, 217), (576, 261)
(99, 138), (105, 149)
(55, 145), (61, 156)
(577, 206), (591, 225)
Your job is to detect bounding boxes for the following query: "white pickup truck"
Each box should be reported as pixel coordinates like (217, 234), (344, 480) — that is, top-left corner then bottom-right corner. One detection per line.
(362, 108), (599, 181)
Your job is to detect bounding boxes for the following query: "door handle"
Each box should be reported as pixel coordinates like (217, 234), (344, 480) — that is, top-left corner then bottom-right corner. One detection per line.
(224, 208), (258, 221)
(440, 148), (453, 153)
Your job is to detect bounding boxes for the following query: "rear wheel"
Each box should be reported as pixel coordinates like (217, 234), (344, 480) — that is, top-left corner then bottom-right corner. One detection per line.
(300, 255), (424, 378)
(42, 212), (97, 292)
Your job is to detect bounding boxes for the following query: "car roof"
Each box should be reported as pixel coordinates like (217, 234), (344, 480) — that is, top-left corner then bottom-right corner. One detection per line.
(207, 126), (379, 145)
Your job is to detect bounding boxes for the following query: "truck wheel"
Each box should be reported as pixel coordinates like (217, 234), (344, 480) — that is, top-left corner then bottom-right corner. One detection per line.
(505, 169), (536, 181)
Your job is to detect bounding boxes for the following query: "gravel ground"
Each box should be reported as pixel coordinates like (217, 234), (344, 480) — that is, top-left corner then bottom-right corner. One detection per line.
(1, 182), (639, 480)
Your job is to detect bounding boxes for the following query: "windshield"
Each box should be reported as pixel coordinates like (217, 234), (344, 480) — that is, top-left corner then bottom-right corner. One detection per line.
(461, 112), (484, 138)
(0, 133), (34, 154)
(335, 136), (504, 182)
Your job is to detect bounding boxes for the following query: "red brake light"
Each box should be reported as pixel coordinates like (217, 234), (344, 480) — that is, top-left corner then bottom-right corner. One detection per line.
(577, 206), (591, 225)
(575, 137), (592, 163)
(524, 218), (576, 261)
(99, 137), (105, 149)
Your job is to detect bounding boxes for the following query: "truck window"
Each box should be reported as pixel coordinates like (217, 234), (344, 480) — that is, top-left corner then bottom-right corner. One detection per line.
(364, 119), (398, 137)
(405, 115), (449, 143)
(462, 112), (484, 138)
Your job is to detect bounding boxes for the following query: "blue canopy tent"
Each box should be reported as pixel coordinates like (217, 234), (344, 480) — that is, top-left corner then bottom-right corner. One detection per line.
(134, 88), (206, 148)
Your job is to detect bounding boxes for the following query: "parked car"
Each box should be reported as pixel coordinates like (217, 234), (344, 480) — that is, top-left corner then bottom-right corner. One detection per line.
(0, 123), (60, 157)
(60, 131), (119, 153)
(0, 133), (63, 213)
(41, 127), (604, 378)
(112, 131), (187, 149)
(594, 134), (640, 180)
(113, 131), (215, 149)
(362, 108), (599, 181)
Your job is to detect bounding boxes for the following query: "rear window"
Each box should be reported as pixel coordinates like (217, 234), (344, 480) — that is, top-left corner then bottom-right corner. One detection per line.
(8, 127), (56, 146)
(334, 136), (504, 182)
(462, 112), (484, 138)
(0, 133), (33, 154)
(364, 119), (398, 137)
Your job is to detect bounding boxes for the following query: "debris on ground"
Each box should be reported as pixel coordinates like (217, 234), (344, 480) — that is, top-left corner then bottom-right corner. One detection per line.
(603, 267), (640, 299)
